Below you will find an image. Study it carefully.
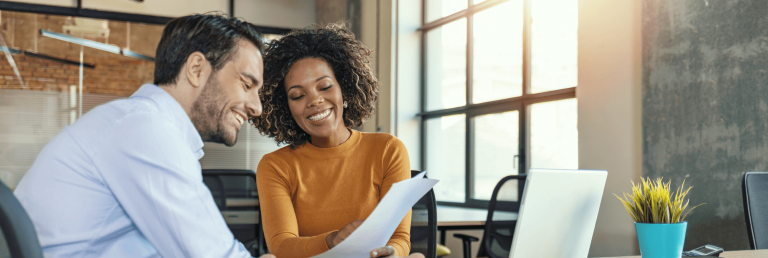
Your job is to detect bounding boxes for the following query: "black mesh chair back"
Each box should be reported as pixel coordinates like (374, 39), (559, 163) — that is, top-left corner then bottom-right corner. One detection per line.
(202, 169), (265, 256)
(409, 170), (437, 258)
(477, 174), (526, 258)
(743, 172), (768, 249)
(0, 180), (43, 258)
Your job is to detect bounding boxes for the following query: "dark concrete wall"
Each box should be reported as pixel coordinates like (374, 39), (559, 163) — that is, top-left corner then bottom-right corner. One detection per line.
(642, 0), (768, 251)
(315, 0), (362, 38)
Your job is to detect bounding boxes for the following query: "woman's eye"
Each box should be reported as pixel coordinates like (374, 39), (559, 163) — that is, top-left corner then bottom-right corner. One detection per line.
(321, 85), (332, 91)
(290, 95), (304, 101)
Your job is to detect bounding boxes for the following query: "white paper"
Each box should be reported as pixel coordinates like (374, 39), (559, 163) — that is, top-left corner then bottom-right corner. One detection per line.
(312, 172), (438, 258)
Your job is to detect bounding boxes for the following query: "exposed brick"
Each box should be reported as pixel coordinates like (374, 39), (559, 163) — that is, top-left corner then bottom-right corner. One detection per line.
(2, 11), (160, 97)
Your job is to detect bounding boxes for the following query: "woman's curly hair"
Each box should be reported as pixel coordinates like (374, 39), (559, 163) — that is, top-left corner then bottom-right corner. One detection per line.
(251, 23), (378, 148)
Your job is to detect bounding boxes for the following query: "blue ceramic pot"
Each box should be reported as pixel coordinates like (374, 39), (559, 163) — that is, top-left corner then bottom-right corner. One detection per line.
(635, 222), (687, 258)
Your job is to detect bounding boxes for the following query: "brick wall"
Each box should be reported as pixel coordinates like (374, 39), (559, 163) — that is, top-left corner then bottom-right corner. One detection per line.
(1, 11), (163, 97)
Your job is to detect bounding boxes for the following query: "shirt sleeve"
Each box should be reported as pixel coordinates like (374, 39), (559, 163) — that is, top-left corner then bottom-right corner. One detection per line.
(381, 136), (412, 257)
(92, 113), (252, 258)
(257, 155), (335, 258)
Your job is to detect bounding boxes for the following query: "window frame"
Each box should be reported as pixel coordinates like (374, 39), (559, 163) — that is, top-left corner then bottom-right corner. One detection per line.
(419, 0), (577, 209)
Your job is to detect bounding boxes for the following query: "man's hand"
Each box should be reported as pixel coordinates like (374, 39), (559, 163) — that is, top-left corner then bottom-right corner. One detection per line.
(325, 219), (364, 248)
(370, 246), (426, 258)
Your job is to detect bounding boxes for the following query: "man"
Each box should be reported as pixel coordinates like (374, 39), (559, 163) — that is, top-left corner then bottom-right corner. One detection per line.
(14, 14), (274, 258)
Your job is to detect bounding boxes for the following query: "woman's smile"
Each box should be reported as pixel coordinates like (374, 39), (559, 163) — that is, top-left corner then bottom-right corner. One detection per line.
(307, 107), (333, 122)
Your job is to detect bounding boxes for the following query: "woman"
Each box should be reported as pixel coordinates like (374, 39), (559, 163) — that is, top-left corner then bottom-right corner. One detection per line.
(252, 24), (422, 258)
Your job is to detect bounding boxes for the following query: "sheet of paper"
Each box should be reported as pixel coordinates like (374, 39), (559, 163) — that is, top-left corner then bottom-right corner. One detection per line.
(312, 172), (438, 258)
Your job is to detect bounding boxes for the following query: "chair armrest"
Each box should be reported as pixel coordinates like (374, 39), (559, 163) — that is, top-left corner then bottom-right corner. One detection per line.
(452, 233), (479, 242)
(453, 233), (479, 258)
(508, 174), (527, 180)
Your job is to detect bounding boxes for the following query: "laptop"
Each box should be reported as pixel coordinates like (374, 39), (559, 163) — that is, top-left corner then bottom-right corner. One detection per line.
(509, 169), (608, 258)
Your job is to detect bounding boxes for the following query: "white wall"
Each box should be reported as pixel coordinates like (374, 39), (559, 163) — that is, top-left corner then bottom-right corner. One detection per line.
(578, 0), (642, 256)
(7, 0), (315, 29)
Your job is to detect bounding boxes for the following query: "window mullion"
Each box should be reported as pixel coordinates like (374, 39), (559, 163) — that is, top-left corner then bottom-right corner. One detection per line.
(521, 0), (532, 175)
(465, 3), (474, 204)
(466, 113), (474, 204)
(466, 11), (473, 105)
(522, 0), (532, 95)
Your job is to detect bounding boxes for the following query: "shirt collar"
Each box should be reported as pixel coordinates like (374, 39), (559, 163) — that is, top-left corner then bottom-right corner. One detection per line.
(130, 84), (205, 159)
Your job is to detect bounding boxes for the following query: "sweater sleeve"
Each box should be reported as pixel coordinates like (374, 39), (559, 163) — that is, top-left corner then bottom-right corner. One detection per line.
(380, 136), (412, 257)
(257, 155), (334, 258)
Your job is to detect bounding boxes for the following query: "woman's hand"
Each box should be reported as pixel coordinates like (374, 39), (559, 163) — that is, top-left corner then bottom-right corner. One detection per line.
(370, 246), (426, 258)
(326, 219), (364, 248)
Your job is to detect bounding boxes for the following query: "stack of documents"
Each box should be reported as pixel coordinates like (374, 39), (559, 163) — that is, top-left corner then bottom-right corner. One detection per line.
(312, 171), (438, 258)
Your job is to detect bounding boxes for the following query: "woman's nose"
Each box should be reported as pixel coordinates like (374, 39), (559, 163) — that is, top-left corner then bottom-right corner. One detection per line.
(307, 93), (324, 108)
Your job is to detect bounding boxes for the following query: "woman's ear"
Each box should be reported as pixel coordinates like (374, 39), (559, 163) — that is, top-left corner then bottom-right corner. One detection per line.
(185, 52), (209, 88)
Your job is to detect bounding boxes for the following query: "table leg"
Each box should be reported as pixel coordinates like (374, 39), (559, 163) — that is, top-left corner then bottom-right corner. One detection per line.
(440, 228), (446, 245)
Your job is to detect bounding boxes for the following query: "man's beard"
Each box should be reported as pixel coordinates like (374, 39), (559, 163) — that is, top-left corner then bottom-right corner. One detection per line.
(191, 73), (237, 146)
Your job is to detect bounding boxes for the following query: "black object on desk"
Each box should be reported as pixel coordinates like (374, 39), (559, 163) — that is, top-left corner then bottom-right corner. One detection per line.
(683, 244), (724, 257)
(453, 174), (526, 258)
(202, 169), (265, 257)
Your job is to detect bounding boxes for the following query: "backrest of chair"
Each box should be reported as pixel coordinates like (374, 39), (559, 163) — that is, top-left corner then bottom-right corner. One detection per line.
(410, 170), (437, 258)
(0, 180), (43, 258)
(201, 169), (263, 256)
(202, 169), (258, 209)
(743, 172), (768, 249)
(480, 174), (526, 258)
(203, 175), (227, 210)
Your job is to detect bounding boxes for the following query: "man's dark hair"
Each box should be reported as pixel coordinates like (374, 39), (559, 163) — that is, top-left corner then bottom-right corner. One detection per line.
(154, 13), (265, 85)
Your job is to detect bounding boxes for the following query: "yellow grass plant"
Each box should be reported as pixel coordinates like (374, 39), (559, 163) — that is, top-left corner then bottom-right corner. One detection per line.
(615, 177), (705, 224)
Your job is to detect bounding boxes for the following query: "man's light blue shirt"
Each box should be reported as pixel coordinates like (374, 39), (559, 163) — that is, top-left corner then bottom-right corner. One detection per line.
(14, 84), (253, 258)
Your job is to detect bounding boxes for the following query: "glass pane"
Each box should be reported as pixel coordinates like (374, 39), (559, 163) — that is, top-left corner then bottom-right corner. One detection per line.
(530, 99), (578, 169)
(530, 0), (578, 93)
(473, 111), (519, 200)
(426, 18), (467, 111)
(426, 0), (468, 23)
(426, 114), (466, 202)
(0, 11), (281, 190)
(472, 1), (523, 104)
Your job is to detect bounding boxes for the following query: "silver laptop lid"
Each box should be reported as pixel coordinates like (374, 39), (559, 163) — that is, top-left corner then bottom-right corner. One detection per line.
(509, 169), (607, 258)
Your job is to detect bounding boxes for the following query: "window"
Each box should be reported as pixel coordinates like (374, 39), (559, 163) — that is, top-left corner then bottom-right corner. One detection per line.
(421, 0), (578, 208)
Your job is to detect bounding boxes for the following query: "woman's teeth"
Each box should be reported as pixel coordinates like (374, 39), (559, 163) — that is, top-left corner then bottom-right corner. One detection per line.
(308, 109), (332, 122)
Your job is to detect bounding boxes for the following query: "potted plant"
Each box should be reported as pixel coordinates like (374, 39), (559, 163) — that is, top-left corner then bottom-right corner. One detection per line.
(615, 178), (705, 258)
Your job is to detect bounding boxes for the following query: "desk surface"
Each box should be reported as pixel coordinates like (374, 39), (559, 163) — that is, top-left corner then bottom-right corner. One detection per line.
(226, 198), (259, 207)
(598, 249), (768, 258)
(436, 205), (518, 227)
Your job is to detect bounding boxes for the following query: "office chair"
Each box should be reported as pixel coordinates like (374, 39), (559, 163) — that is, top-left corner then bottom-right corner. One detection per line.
(453, 174), (527, 258)
(409, 170), (438, 258)
(742, 172), (768, 249)
(202, 169), (266, 256)
(0, 180), (43, 258)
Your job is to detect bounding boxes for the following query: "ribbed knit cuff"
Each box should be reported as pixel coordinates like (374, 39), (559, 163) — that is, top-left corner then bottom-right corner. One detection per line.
(387, 240), (409, 257)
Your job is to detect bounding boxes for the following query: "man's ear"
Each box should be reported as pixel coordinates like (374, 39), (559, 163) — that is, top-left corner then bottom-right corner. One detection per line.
(185, 52), (209, 88)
